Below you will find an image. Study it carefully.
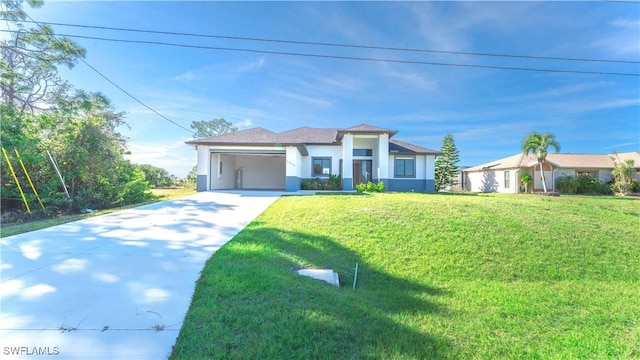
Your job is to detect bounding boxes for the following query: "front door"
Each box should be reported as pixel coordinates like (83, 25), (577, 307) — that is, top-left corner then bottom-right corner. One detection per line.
(353, 160), (372, 186)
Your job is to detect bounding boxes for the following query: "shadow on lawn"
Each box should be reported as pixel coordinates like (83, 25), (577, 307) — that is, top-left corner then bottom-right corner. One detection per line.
(172, 223), (452, 359)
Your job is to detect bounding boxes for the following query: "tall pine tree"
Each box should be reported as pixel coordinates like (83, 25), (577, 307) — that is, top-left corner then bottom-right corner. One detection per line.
(434, 134), (460, 191)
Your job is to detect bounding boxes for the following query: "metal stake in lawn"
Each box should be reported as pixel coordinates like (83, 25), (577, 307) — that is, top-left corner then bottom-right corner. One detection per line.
(353, 263), (359, 290)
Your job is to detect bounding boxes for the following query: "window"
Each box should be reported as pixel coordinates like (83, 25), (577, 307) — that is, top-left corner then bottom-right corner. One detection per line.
(353, 148), (373, 156)
(576, 170), (598, 178)
(312, 157), (331, 176)
(504, 171), (510, 188)
(394, 157), (415, 178)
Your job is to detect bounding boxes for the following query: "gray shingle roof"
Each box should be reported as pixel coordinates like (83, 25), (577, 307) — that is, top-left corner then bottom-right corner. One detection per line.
(186, 124), (438, 155)
(185, 127), (278, 145)
(389, 139), (441, 155)
(276, 127), (339, 144)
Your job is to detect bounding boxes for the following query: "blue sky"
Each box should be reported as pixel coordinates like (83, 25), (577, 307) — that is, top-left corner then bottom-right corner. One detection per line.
(11, 1), (640, 177)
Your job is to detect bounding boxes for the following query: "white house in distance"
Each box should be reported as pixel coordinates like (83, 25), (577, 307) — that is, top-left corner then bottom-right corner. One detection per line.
(463, 151), (640, 193)
(185, 124), (441, 192)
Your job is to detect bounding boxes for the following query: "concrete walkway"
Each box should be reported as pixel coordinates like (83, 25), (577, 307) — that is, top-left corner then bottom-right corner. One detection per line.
(0, 191), (281, 359)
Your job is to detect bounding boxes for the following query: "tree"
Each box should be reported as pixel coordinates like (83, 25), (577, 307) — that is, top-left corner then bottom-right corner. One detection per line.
(610, 152), (637, 195)
(434, 134), (460, 191)
(191, 118), (237, 138)
(521, 131), (560, 193)
(186, 165), (197, 182)
(1, 0), (86, 113)
(137, 164), (175, 188)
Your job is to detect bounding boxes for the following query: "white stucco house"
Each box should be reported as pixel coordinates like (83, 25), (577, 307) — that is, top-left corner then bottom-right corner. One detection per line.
(463, 151), (640, 193)
(186, 124), (441, 192)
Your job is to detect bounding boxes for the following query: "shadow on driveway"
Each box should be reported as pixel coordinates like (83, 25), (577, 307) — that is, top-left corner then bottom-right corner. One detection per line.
(0, 191), (281, 360)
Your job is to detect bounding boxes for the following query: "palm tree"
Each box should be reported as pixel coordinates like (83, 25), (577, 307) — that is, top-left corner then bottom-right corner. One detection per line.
(521, 132), (561, 193)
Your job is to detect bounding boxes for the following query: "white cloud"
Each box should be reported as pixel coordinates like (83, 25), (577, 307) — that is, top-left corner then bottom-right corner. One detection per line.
(602, 141), (640, 150)
(273, 90), (332, 107)
(378, 66), (439, 92)
(234, 119), (253, 128)
(172, 71), (195, 81)
(238, 57), (266, 73)
(591, 18), (640, 58)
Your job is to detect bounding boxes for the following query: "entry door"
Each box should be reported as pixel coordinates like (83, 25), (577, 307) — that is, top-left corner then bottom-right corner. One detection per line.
(353, 160), (372, 185)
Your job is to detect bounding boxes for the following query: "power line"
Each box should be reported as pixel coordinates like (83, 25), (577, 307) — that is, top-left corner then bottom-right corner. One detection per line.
(79, 59), (195, 134)
(16, 19), (640, 65)
(2, 29), (637, 77)
(1, 9), (196, 136)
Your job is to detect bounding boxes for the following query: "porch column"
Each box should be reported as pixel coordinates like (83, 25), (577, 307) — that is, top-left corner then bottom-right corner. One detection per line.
(377, 133), (389, 186)
(342, 133), (353, 190)
(196, 146), (209, 192)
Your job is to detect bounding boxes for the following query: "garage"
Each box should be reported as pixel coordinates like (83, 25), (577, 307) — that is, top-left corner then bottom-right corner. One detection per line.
(209, 152), (286, 190)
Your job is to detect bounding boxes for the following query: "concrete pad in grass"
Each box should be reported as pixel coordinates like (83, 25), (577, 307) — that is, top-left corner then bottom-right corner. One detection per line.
(297, 269), (340, 286)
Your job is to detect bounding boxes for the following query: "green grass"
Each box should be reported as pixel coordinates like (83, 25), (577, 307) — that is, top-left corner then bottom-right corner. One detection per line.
(0, 187), (196, 238)
(171, 193), (640, 359)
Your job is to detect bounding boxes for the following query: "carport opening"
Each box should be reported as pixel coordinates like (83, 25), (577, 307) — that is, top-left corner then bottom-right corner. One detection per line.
(210, 153), (286, 191)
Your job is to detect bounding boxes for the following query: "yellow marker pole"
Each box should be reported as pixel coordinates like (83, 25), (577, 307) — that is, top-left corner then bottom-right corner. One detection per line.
(15, 149), (45, 210)
(2, 147), (31, 213)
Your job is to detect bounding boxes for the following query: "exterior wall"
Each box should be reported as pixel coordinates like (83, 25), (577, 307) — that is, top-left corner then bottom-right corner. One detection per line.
(300, 145), (343, 178)
(196, 146), (210, 192)
(285, 146), (302, 192)
(386, 179), (435, 192)
(465, 168), (519, 193)
(385, 154), (436, 192)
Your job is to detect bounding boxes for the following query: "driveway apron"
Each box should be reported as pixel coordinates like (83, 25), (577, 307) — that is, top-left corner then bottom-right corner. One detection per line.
(0, 191), (281, 359)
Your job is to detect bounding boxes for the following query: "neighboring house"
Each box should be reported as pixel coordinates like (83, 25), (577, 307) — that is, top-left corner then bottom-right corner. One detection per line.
(463, 152), (640, 193)
(185, 124), (441, 192)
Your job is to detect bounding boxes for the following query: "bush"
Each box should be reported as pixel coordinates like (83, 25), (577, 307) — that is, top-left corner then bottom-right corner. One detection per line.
(301, 175), (342, 190)
(356, 181), (384, 193)
(576, 175), (611, 195)
(556, 176), (579, 194)
(120, 168), (154, 205)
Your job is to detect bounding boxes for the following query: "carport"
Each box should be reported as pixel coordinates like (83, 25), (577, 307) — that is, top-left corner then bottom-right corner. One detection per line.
(209, 151), (286, 190)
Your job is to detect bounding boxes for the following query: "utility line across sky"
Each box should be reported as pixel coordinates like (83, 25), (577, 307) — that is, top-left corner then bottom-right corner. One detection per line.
(16, 19), (640, 65)
(1, 29), (638, 77)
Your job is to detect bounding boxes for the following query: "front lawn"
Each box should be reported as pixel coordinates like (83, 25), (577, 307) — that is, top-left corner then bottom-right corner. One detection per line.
(171, 193), (640, 359)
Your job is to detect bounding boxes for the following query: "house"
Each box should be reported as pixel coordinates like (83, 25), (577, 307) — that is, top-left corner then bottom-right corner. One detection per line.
(185, 124), (441, 192)
(463, 152), (640, 193)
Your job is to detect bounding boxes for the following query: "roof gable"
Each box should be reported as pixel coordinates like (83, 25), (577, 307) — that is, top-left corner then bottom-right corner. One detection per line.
(339, 123), (398, 137)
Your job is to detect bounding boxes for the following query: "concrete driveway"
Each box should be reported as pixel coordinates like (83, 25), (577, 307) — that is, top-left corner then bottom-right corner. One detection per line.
(0, 191), (281, 359)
